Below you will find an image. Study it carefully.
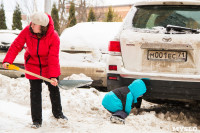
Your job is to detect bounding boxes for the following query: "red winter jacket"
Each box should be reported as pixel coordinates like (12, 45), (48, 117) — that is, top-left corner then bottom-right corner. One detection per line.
(3, 14), (61, 79)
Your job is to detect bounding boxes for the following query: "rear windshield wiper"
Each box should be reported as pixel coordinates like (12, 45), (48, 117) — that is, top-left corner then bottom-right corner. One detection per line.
(166, 25), (199, 34)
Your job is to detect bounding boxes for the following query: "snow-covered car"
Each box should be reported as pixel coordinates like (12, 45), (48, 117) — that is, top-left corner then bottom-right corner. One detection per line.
(107, 0), (200, 103)
(0, 30), (25, 78)
(60, 22), (122, 87)
(0, 22), (122, 87)
(0, 30), (20, 50)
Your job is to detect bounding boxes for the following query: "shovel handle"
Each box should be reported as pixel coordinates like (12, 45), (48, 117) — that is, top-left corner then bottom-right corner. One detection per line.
(7, 64), (54, 83)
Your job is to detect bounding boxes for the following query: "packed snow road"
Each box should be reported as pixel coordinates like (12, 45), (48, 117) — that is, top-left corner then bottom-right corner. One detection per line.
(0, 74), (199, 133)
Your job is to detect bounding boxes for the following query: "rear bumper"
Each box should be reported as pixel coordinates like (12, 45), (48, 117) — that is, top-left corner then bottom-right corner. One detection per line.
(0, 63), (25, 78)
(0, 69), (25, 78)
(60, 66), (107, 87)
(0, 46), (9, 50)
(120, 68), (200, 82)
(107, 73), (200, 101)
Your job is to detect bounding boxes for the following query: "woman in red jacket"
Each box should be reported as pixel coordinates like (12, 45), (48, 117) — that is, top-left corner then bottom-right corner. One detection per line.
(2, 12), (67, 128)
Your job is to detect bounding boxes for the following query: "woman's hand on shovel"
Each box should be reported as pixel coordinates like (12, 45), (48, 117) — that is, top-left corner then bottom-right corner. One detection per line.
(3, 63), (10, 69)
(51, 78), (58, 86)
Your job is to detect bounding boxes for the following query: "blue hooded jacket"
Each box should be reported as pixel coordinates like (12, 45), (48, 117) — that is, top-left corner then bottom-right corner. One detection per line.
(102, 79), (147, 115)
(128, 79), (147, 103)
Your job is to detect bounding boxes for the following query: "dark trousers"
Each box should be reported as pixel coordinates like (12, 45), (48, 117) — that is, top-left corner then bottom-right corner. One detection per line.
(29, 79), (63, 124)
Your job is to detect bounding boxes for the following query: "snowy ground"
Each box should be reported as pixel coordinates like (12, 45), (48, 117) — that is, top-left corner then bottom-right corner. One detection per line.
(0, 74), (200, 133)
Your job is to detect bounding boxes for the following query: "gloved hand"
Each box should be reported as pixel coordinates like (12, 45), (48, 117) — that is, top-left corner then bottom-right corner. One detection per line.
(2, 63), (10, 69)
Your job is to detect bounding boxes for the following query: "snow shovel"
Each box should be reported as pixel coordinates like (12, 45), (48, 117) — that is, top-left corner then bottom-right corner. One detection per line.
(6, 64), (93, 90)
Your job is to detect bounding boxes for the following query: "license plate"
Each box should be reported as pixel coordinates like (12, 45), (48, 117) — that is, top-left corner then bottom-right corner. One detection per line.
(147, 50), (187, 62)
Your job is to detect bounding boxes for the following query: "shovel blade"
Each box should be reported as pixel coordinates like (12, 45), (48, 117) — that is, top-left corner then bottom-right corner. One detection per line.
(58, 80), (93, 90)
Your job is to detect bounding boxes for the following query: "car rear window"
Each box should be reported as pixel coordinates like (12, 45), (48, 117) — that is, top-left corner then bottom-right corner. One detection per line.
(132, 6), (200, 29)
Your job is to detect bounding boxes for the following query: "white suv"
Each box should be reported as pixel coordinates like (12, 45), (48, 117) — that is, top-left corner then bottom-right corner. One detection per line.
(107, 0), (200, 103)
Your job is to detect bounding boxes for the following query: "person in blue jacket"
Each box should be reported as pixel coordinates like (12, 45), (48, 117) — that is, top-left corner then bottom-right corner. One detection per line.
(102, 79), (147, 124)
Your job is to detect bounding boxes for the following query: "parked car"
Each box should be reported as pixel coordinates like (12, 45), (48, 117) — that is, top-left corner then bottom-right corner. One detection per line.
(0, 30), (20, 50)
(0, 23), (122, 88)
(60, 22), (122, 87)
(107, 0), (200, 103)
(0, 30), (25, 78)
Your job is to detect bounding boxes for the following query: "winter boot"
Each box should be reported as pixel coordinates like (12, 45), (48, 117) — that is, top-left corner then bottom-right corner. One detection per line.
(110, 115), (125, 124)
(31, 122), (41, 129)
(56, 115), (68, 123)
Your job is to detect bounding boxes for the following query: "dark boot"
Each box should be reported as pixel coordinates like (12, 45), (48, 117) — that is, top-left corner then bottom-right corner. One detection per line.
(110, 116), (125, 124)
(110, 110), (127, 124)
(56, 114), (68, 121)
(31, 122), (42, 129)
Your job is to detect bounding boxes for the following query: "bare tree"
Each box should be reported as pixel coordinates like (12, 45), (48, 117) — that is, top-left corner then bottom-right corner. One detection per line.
(58, 0), (71, 34)
(76, 0), (87, 22)
(58, 0), (86, 34)
(57, 0), (107, 34)
(76, 0), (106, 22)
(94, 6), (105, 21)
(86, 0), (106, 22)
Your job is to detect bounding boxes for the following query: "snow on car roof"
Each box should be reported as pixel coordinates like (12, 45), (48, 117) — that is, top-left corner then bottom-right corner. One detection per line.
(134, 0), (200, 6)
(60, 22), (122, 53)
(0, 31), (18, 44)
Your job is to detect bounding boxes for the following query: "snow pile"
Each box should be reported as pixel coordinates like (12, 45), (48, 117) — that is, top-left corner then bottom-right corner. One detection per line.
(0, 74), (30, 105)
(0, 74), (200, 132)
(127, 103), (200, 132)
(61, 88), (105, 116)
(155, 108), (200, 127)
(0, 73), (108, 132)
(63, 73), (93, 81)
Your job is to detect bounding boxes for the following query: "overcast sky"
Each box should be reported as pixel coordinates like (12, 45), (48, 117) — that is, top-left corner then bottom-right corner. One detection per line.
(1, 0), (134, 29)
(2, 0), (134, 14)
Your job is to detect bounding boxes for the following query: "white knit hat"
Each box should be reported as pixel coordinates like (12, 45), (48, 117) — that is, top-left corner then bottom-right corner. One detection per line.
(30, 12), (49, 27)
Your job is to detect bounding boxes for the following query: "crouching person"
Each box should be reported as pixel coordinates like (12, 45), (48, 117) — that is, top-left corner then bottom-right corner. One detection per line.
(102, 79), (147, 124)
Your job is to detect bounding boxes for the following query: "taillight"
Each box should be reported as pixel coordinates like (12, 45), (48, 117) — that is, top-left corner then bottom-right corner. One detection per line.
(108, 76), (118, 80)
(108, 41), (121, 53)
(109, 65), (117, 71)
